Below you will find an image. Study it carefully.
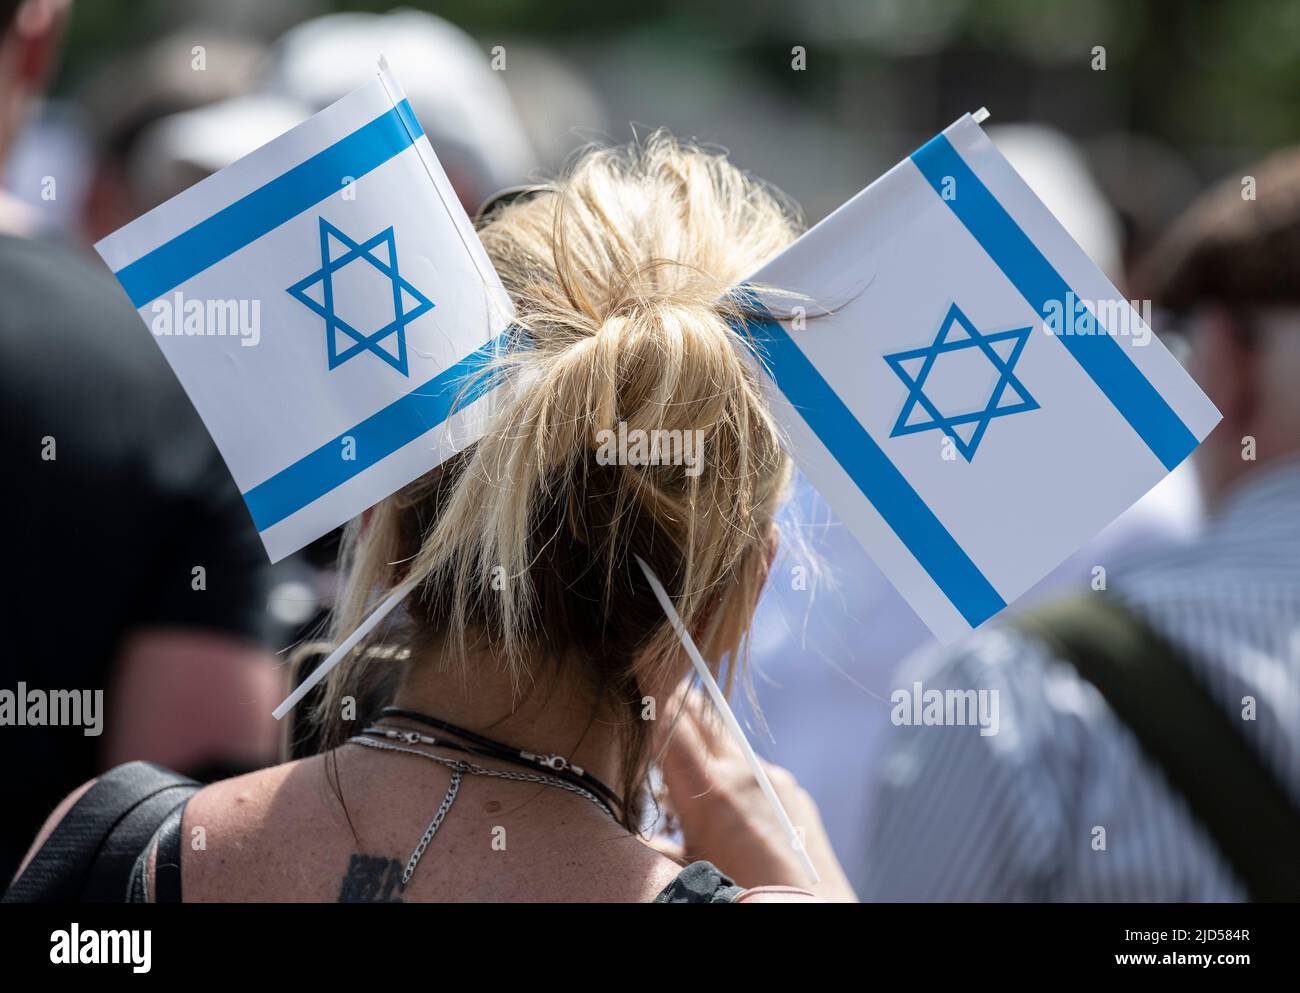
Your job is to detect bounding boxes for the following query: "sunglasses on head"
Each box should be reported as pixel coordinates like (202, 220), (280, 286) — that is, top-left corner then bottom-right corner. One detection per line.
(473, 184), (557, 227)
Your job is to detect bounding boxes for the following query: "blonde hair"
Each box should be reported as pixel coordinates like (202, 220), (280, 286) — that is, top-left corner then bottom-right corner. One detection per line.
(310, 132), (801, 825)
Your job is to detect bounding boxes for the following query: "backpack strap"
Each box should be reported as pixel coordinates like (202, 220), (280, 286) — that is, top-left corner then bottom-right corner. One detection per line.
(1016, 594), (1300, 902)
(3, 761), (198, 903)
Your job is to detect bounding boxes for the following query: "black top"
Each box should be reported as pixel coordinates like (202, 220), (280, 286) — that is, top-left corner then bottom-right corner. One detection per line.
(3, 762), (744, 904)
(652, 860), (746, 904)
(0, 234), (270, 880)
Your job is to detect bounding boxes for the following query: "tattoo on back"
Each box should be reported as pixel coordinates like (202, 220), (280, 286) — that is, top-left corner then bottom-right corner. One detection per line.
(338, 854), (404, 903)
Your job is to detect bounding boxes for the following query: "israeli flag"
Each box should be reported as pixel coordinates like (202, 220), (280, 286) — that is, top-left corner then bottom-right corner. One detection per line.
(95, 63), (513, 562)
(739, 112), (1221, 643)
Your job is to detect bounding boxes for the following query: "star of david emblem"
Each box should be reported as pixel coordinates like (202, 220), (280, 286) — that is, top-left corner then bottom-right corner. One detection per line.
(287, 217), (434, 376)
(883, 303), (1039, 461)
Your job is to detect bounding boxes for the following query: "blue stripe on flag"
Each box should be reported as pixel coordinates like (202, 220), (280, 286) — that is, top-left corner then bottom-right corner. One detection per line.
(394, 98), (423, 144)
(736, 298), (1007, 629)
(242, 334), (505, 533)
(910, 133), (1197, 472)
(114, 99), (424, 308)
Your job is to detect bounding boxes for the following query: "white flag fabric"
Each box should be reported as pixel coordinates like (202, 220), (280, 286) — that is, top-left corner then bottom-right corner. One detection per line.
(95, 65), (514, 562)
(738, 113), (1221, 644)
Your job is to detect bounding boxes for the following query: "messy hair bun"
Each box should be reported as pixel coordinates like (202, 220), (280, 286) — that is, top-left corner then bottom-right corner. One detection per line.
(313, 131), (801, 825)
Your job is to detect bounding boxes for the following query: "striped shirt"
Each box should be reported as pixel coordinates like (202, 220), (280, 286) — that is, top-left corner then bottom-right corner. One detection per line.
(860, 458), (1300, 901)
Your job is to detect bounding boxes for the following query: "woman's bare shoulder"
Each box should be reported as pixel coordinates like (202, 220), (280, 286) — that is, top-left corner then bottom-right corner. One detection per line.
(180, 755), (348, 901)
(186, 755), (327, 828)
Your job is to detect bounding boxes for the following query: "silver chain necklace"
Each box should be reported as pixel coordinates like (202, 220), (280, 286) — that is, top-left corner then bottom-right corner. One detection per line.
(348, 730), (617, 887)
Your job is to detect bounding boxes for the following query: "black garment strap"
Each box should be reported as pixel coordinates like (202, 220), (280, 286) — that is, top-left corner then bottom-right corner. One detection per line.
(653, 861), (745, 904)
(1016, 595), (1300, 902)
(152, 802), (187, 903)
(3, 761), (197, 903)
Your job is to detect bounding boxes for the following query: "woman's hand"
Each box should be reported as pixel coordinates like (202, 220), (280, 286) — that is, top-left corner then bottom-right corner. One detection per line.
(655, 687), (858, 902)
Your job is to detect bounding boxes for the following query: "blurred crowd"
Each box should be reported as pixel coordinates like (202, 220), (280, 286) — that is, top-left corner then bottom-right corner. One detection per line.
(3, 0), (1299, 899)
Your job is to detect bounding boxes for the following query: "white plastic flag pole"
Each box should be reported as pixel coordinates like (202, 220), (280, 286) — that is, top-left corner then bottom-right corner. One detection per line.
(635, 555), (821, 886)
(272, 579), (418, 721)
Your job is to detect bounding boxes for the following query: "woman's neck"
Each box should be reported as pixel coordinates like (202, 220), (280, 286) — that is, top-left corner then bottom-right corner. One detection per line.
(388, 648), (627, 791)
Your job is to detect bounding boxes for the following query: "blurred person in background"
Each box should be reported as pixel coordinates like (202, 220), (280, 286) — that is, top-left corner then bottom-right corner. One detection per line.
(261, 8), (536, 214)
(0, 0), (279, 882)
(118, 5), (544, 228)
(78, 30), (269, 243)
(854, 146), (1300, 901)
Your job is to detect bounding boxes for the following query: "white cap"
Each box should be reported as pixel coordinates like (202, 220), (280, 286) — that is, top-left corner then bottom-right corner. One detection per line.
(261, 9), (537, 210)
(987, 123), (1122, 282)
(129, 94), (310, 208)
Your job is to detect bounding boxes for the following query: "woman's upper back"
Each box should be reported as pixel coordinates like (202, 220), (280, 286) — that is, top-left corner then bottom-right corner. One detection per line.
(6, 759), (768, 903)
(162, 753), (700, 903)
